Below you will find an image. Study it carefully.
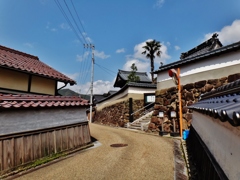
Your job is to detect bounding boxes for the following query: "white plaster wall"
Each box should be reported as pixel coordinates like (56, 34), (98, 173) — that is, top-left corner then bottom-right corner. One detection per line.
(192, 111), (240, 180)
(96, 86), (156, 110)
(157, 51), (240, 89)
(0, 107), (88, 135)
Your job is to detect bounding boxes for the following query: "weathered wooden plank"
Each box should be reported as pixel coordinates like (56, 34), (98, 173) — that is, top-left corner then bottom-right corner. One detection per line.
(68, 128), (74, 149)
(61, 128), (68, 151)
(73, 126), (78, 147)
(14, 137), (24, 166)
(79, 125), (83, 145)
(24, 136), (33, 163)
(48, 131), (55, 155)
(0, 140), (3, 171)
(3, 139), (14, 171)
(55, 130), (62, 152)
(33, 134), (41, 160)
(41, 133), (49, 157)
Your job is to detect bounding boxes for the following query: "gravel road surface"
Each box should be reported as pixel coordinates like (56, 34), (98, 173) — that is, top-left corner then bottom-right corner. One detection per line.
(14, 123), (176, 180)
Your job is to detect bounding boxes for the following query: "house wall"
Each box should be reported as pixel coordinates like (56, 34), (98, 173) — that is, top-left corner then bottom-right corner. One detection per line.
(0, 67), (56, 95)
(31, 75), (56, 95)
(0, 107), (87, 135)
(157, 51), (240, 89)
(192, 111), (240, 180)
(0, 68), (28, 91)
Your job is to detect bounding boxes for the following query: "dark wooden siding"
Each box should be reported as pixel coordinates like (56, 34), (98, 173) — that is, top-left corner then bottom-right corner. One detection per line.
(0, 122), (91, 175)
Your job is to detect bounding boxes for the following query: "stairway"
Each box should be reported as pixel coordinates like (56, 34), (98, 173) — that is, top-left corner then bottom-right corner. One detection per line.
(126, 111), (153, 131)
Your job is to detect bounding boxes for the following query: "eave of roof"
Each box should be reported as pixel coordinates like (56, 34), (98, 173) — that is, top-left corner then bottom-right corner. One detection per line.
(0, 45), (76, 85)
(97, 82), (156, 104)
(0, 94), (89, 109)
(154, 41), (240, 74)
(118, 70), (151, 82)
(188, 79), (240, 127)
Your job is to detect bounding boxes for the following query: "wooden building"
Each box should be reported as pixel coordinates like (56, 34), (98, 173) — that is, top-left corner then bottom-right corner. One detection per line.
(0, 45), (75, 95)
(0, 45), (91, 176)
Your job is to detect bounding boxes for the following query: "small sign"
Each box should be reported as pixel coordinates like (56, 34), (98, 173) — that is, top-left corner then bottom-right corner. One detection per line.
(146, 95), (155, 103)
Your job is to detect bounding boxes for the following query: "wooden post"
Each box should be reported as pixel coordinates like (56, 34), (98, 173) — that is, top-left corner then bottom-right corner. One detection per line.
(129, 98), (133, 122)
(177, 68), (183, 137)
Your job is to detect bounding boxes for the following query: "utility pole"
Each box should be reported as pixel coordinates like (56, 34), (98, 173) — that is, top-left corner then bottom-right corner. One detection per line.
(84, 44), (95, 123)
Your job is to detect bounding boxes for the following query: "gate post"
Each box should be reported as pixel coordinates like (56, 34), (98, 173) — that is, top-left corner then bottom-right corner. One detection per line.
(129, 98), (133, 122)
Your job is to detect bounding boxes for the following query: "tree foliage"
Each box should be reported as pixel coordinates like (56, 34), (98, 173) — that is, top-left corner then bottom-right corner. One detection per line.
(142, 39), (161, 82)
(127, 63), (140, 82)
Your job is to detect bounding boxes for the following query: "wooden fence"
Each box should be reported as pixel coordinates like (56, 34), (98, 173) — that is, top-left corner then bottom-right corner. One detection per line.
(0, 121), (91, 175)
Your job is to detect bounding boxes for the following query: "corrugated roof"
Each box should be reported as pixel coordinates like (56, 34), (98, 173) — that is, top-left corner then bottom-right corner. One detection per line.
(0, 45), (76, 85)
(188, 79), (240, 127)
(0, 94), (89, 109)
(154, 40), (240, 74)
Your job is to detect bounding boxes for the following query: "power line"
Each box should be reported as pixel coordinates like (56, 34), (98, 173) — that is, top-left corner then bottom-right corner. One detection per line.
(95, 63), (117, 76)
(63, 0), (88, 44)
(54, 0), (85, 44)
(70, 0), (89, 43)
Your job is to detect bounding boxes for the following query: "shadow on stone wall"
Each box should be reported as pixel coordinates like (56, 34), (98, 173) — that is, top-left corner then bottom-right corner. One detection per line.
(93, 99), (144, 127)
(149, 73), (240, 134)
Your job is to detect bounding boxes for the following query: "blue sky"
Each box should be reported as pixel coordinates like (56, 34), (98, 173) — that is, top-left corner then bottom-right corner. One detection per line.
(1, 0), (240, 94)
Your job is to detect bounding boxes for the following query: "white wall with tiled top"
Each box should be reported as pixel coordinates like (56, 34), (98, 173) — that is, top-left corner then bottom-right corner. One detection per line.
(0, 107), (87, 135)
(192, 111), (240, 180)
(157, 51), (240, 89)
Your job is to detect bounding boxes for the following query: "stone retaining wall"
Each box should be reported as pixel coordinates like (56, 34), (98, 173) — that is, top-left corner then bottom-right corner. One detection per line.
(93, 99), (144, 127)
(149, 73), (240, 134)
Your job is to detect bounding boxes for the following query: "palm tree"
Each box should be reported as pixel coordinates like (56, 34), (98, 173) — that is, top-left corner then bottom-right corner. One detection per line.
(142, 40), (161, 83)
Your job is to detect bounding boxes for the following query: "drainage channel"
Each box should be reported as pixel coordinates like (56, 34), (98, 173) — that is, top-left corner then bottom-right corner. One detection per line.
(110, 143), (128, 147)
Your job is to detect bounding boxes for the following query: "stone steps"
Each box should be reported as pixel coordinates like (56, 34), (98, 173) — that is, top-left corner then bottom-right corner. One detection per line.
(126, 111), (153, 131)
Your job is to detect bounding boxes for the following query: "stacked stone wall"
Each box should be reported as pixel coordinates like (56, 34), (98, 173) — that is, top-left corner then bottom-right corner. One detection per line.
(93, 99), (144, 127)
(149, 73), (240, 134)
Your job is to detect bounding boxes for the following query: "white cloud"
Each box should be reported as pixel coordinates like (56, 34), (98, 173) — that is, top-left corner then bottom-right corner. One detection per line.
(59, 79), (118, 95)
(175, 45), (180, 50)
(116, 48), (125, 53)
(203, 19), (240, 45)
(95, 50), (110, 59)
(58, 72), (118, 95)
(123, 59), (149, 72)
(60, 23), (70, 30)
(154, 0), (165, 8)
(122, 39), (171, 76)
(76, 51), (90, 62)
(132, 39), (170, 64)
(46, 22), (57, 32)
(24, 43), (34, 48)
(82, 32), (92, 43)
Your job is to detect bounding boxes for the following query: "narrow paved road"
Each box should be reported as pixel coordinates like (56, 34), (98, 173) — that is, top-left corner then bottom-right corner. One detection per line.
(15, 124), (175, 180)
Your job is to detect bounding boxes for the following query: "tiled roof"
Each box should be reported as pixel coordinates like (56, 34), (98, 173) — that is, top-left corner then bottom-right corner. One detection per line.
(0, 94), (89, 109)
(118, 70), (151, 82)
(126, 82), (156, 88)
(154, 37), (240, 74)
(188, 79), (240, 127)
(0, 45), (76, 85)
(180, 33), (222, 59)
(114, 69), (152, 88)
